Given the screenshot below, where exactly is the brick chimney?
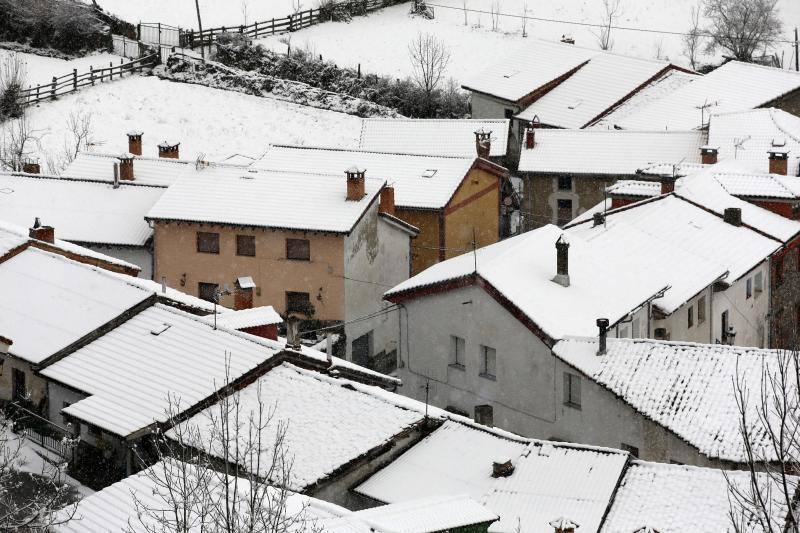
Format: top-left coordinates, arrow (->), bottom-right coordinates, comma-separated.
724,207 -> 742,226
553,235 -> 570,287
491,458 -> 514,478
661,174 -> 677,194
525,116 -> 540,149
22,158 -> 40,174
380,185 -> 395,216
700,146 -> 719,165
597,318 -> 609,355
29,217 -> 55,243
474,129 -> 492,159
158,140 -> 180,159
118,153 -> 135,181
127,130 -> 143,156
549,517 -> 579,533
346,167 -> 366,201
0,335 -> 12,354
768,149 -> 789,176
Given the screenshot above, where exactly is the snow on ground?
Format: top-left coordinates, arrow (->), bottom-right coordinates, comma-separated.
22,75 -> 362,170
0,49 -> 125,89
256,0 -> 800,82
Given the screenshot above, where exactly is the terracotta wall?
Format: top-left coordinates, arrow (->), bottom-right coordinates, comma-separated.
443,166 -> 501,261
152,222 -> 346,320
398,208 -> 441,275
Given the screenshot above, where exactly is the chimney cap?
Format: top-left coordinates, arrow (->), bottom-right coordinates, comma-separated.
723,207 -> 742,226
118,152 -> 136,161
158,140 -> 180,149
596,317 -> 610,329
345,165 -> 365,174
556,234 -> 570,246
491,458 -> 514,478
768,149 -> 789,159
700,145 -> 719,154
126,130 -> 144,137
549,518 -> 580,530
32,216 -> 41,229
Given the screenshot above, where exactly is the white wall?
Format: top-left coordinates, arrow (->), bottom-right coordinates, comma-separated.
82,243 -> 153,280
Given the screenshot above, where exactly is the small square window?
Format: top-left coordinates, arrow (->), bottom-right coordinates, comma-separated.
475,404 -> 494,427
563,372 -> 581,409
698,296 -> 706,323
557,176 -> 572,191
286,238 -> 311,261
687,306 -> 694,328
450,335 -> 465,368
198,282 -> 218,302
746,277 -> 753,299
286,291 -> 311,314
480,345 -> 496,379
236,235 -> 256,257
196,232 -> 220,254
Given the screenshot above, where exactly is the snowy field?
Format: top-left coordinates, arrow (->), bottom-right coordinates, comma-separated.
0,49 -> 125,89
22,75 -> 362,171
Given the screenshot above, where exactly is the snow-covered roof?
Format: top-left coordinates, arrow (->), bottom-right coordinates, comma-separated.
602,460 -> 795,533
354,495 -> 498,533
612,61 -> 800,131
386,224 -> 668,340
146,165 -> 384,234
553,337 -> 799,462
170,363 -> 426,490
254,145 -> 488,210
708,108 -> 800,176
518,130 -> 706,174
0,172 -> 164,246
0,248 -> 151,365
357,420 -> 628,533
567,194 -> 780,312
516,55 -> 681,129
212,305 -> 283,330
62,151 -> 199,187
358,118 -> 509,157
606,180 -> 660,198
461,39 -> 596,102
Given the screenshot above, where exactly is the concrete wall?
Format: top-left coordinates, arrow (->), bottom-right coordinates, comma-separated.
82,243 -> 153,280
152,221 -> 346,321
0,355 -> 46,408
713,265 -> 769,347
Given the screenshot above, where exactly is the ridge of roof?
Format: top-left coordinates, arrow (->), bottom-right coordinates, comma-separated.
267,144 -> 474,161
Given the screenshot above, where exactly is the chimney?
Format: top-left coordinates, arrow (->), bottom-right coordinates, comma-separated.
724,207 -> 742,226
118,153 -> 135,181
768,150 -> 789,176
346,167 -> 366,202
560,35 -> 575,44
592,212 -> 605,227
21,158 -> 40,174
29,217 -> 55,243
597,318 -> 609,355
127,130 -> 143,156
285,315 -> 302,350
525,116 -> 540,149
474,129 -> 492,159
380,185 -> 395,216
700,146 -> 718,165
113,162 -> 120,189
552,235 -> 570,287
491,458 -> 514,478
549,518 -> 579,533
161,276 -> 167,294
660,174 -> 676,194
0,335 -> 12,354
158,140 -> 180,159
325,332 -> 333,364
633,528 -> 661,533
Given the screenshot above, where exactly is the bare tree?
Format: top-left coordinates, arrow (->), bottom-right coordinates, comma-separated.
703,0 -> 784,62
0,114 -> 42,172
461,0 -> 468,26
490,1 -> 501,31
408,32 -> 451,116
521,1 -> 529,38
683,3 -> 704,69
593,0 -> 624,50
61,110 -> 94,167
240,0 -> 250,26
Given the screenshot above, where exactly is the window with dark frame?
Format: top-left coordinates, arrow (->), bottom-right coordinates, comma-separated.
196,231 -> 220,254
236,235 -> 256,257
198,282 -> 218,302
286,238 -> 311,261
286,291 -> 311,313
687,306 -> 694,328
557,176 -> 572,191
746,277 -> 753,299
563,372 -> 581,409
450,335 -> 465,368
480,345 -> 496,379
698,296 -> 706,323
621,443 -> 640,457
556,199 -> 573,226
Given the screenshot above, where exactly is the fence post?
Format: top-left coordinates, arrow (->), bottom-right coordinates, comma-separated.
271,18 -> 275,34
239,25 -> 244,33
73,69 -> 77,90
137,23 -> 141,41
51,76 -> 56,99
90,66 -> 94,86
158,22 -> 162,47
254,21 -> 258,38
109,61 -> 113,80
358,63 -> 361,78
36,85 -> 39,103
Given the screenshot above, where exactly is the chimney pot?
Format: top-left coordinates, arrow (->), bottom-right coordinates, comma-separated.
525,117 -> 539,149
597,318 -> 609,355
29,218 -> 55,244
474,129 -> 492,159
285,315 -> 302,350
723,207 -> 742,226
380,185 -> 395,216
0,335 -> 12,355
22,158 -> 40,174
118,153 -> 135,181
127,130 -> 143,156
553,235 -> 570,287
660,175 -> 676,195
549,517 -> 579,533
158,140 -> 180,159
491,458 -> 514,478
346,167 -> 366,202
592,212 -> 605,227
700,146 -> 719,165
768,150 -> 789,176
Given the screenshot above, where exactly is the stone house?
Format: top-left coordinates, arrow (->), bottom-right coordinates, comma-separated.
253,144 -> 509,275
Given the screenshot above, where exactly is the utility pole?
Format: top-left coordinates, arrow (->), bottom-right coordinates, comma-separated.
795,28 -> 799,72
194,0 -> 205,59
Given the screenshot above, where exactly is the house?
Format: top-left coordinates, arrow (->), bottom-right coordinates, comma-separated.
601,61 -> 800,131
212,305 -> 283,340
516,128 -> 706,229
253,145 -> 509,273
145,164 -> 417,365
0,171 -> 165,278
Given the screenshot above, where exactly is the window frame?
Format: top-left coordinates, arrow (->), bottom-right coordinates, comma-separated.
755,272 -> 764,296
198,282 -> 219,303
286,291 -> 311,313
687,306 -> 694,329
557,175 -> 572,191
563,372 -> 581,409
196,231 -> 220,254
479,345 -> 496,380
698,295 -> 706,324
449,335 -> 465,369
746,277 -> 753,299
286,238 -> 311,261
236,234 -> 256,257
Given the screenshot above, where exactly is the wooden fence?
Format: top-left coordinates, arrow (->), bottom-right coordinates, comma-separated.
16,54 -> 158,107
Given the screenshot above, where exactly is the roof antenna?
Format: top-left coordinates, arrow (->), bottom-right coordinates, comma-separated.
733,136 -> 750,159
695,98 -> 717,129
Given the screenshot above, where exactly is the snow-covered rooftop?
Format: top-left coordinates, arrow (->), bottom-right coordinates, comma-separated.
386,224 -> 668,340
354,495 -> 498,533
0,172 -> 164,246
147,165 -> 383,234
358,118 -> 509,157
357,420 -> 628,533
606,180 -> 660,198
254,145 -> 487,210
212,305 -> 283,330
602,460 -> 795,533
518,130 -> 706,174
516,55 -> 681,129
612,61 -> 800,131
62,151 -> 199,187
553,337 -> 799,462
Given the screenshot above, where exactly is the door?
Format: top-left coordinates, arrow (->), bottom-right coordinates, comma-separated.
721,310 -> 730,344
12,368 -> 25,402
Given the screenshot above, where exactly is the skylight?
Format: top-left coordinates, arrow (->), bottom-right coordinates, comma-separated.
421,169 -> 438,178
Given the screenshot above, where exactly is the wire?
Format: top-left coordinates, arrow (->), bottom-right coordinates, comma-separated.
300,304 -> 401,335
424,2 -> 800,45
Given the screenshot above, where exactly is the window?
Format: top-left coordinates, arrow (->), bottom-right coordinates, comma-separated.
556,199 -> 573,227
450,335 -> 465,368
654,328 -> 669,340
746,277 -> 753,299
236,235 -> 256,257
621,443 -> 640,457
687,306 -> 694,328
480,345 -> 496,379
504,108 -> 514,120
286,238 -> 311,261
755,272 -> 764,296
198,282 -> 218,302
698,296 -> 706,324
557,176 -> 572,191
11,368 -> 25,402
474,404 -> 494,427
286,291 -> 311,313
196,231 -> 220,254
563,372 -> 581,409
619,326 -> 629,338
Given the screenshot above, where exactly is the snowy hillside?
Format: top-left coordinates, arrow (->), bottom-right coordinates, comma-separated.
0,49 -> 125,88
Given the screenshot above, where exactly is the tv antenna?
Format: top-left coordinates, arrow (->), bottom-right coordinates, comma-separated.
733,136 -> 750,159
